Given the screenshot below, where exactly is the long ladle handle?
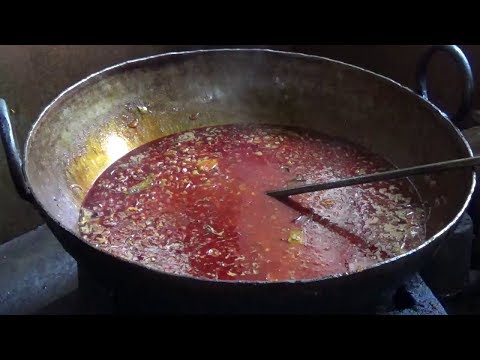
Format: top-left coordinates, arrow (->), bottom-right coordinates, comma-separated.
266,156 -> 480,198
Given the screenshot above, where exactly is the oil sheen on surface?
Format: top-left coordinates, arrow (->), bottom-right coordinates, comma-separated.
78,124 -> 426,281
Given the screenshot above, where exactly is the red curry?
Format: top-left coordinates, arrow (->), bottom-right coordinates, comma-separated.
78,124 -> 426,281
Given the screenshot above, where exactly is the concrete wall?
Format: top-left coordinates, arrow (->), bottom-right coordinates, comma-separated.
1,45 -> 479,243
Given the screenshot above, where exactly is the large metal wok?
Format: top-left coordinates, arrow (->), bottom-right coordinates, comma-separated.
0,46 -> 476,313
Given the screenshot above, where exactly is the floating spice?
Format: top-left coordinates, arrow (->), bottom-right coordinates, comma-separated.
125,173 -> 155,195
204,224 -> 224,236
287,228 -> 304,244
197,158 -> 218,172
